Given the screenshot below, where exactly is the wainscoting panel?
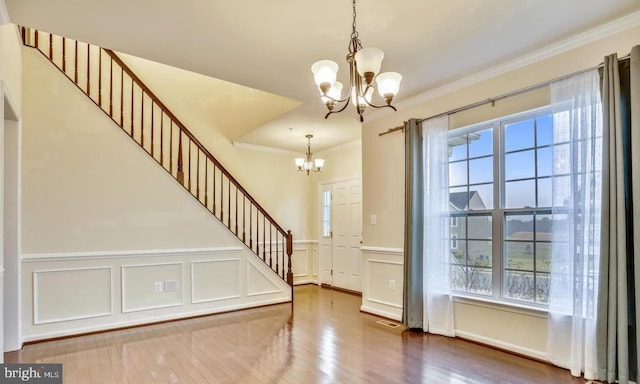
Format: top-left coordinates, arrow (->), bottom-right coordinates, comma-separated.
121,263 -> 183,313
360,247 -> 404,321
247,259 -> 283,297
191,259 -> 241,304
359,246 -> 549,360
292,248 -> 309,277
367,259 -> 403,308
21,248 -> 292,342
292,241 -> 318,285
33,267 -> 112,324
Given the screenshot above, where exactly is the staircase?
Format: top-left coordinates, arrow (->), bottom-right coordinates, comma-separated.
21,27 -> 294,288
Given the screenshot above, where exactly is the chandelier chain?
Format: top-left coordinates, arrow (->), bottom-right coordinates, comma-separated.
351,0 -> 358,38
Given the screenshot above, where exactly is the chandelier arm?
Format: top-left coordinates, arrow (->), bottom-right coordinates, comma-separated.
323,100 -> 351,119
367,103 -> 398,111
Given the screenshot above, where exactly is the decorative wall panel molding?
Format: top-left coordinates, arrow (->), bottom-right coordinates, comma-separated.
191,258 -> 241,304
34,267 -> 112,324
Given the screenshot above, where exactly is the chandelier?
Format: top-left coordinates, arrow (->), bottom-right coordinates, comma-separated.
311,0 -> 402,122
295,135 -> 324,175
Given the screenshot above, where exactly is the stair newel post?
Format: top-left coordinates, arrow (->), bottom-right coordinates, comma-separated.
286,230 -> 293,285
177,129 -> 184,184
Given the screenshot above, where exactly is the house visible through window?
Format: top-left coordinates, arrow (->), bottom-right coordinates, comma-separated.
450,234 -> 458,250
448,108 -> 553,305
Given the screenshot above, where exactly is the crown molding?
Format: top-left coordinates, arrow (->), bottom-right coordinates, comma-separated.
368,10 -> 640,121
0,0 -> 10,25
232,141 -> 301,156
317,139 -> 362,155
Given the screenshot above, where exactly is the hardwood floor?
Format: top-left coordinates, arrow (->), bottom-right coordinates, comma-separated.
5,285 -> 585,383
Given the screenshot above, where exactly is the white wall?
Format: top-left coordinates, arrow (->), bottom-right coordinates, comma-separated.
361,19 -> 640,360
20,46 -> 291,341
0,23 -> 21,112
118,54 -> 313,241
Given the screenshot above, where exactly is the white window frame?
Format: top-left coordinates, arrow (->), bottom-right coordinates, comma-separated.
448,106 -> 552,307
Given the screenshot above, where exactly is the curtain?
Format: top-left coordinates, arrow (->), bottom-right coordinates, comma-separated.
547,69 -> 603,378
403,118 -> 424,329
421,115 -> 455,336
596,45 -> 639,384
403,115 -> 454,336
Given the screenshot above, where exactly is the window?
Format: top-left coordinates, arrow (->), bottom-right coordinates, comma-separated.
448,108 -> 553,305
321,190 -> 331,237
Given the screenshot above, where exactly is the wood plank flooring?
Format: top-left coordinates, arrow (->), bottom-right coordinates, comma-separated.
5,285 -> 585,383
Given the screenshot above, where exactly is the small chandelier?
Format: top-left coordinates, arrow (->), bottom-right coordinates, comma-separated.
295,134 -> 324,175
311,0 -> 402,122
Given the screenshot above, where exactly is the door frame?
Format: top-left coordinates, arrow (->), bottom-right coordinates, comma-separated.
2,81 -> 22,355
318,176 -> 362,289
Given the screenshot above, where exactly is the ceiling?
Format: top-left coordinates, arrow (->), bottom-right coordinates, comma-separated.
6,0 -> 640,152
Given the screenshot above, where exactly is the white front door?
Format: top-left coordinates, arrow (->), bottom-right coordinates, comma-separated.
323,178 -> 362,292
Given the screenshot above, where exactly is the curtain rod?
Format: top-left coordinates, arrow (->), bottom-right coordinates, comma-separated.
416,54 -> 630,124
378,53 -> 630,137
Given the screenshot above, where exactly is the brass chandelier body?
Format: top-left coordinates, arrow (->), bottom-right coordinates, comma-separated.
311,0 -> 402,122
295,134 -> 324,175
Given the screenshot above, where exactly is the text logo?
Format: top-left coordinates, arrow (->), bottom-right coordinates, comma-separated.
1,364 -> 62,383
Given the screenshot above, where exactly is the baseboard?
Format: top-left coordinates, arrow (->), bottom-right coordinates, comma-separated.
360,305 -> 402,322
321,284 -> 362,296
454,330 -> 548,362
22,297 -> 291,343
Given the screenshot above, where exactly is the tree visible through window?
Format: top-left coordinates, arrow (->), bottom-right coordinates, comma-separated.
448,109 -> 554,304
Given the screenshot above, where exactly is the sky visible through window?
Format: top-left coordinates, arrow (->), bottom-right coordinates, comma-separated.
447,112 -> 555,303
449,115 -> 553,210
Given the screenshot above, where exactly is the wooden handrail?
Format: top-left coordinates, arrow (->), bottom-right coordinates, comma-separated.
104,49 -> 287,235
21,26 -> 294,286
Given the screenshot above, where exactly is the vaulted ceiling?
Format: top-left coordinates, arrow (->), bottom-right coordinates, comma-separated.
6,0 -> 640,152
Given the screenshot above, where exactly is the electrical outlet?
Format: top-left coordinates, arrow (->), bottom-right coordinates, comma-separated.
389,279 -> 395,289
154,281 -> 164,293
164,280 -> 179,292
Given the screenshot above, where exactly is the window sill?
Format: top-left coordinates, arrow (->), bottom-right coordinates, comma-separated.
451,293 -> 548,319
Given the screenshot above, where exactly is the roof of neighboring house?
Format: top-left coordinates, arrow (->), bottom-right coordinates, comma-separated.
450,191 -> 481,211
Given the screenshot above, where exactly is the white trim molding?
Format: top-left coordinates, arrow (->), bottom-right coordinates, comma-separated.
455,330 -> 548,362
21,246 -> 244,262
360,305 -> 402,322
360,246 -> 404,255
232,141 -> 301,156
22,297 -> 292,343
33,266 -> 113,325
190,258 -> 241,304
121,262 -> 184,313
